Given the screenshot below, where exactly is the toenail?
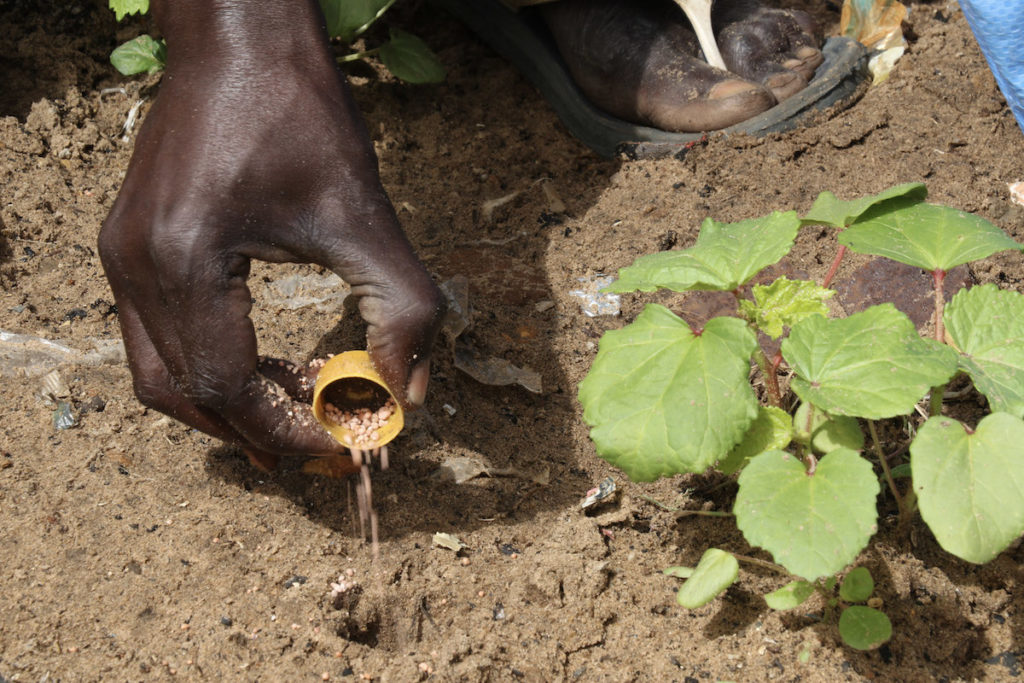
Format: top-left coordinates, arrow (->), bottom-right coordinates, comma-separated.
708,79 -> 761,101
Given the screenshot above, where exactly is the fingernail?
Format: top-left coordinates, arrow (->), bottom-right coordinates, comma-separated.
406,362 -> 430,407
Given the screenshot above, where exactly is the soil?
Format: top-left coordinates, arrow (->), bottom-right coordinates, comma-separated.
2,1 -> 1024,681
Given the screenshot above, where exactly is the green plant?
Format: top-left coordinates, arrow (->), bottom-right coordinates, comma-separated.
106,0 -> 444,83
580,182 -> 1024,649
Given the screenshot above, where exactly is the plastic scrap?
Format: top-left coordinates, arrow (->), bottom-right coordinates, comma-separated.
39,369 -> 70,405
454,344 -> 542,394
1010,182 -> 1024,208
437,455 -> 550,485
581,477 -> 618,509
840,0 -> 907,84
438,276 -> 543,394
0,330 -> 125,378
432,532 -> 468,552
52,402 -> 77,430
263,272 -> 349,311
569,274 -> 621,317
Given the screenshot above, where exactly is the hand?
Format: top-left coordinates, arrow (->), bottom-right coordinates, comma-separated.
98,0 -> 445,459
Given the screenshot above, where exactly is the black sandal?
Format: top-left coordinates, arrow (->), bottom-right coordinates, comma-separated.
433,0 -> 870,159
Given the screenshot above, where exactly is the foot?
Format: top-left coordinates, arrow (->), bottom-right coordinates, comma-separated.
539,0 -> 823,133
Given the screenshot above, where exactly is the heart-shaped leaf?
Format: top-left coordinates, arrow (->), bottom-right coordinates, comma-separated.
607,212 -> 800,293
735,449 -> 880,581
911,413 -> 1024,563
783,304 -> 958,418
839,566 -> 874,603
579,306 -> 758,481
675,549 -> 739,609
718,405 -> 792,475
793,402 -> 865,454
802,183 -> 927,228
838,198 -> 1020,271
764,580 -> 815,610
839,606 -> 892,650
945,284 -> 1024,418
380,28 -> 446,84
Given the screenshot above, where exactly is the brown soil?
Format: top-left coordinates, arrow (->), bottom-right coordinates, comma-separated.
2,1 -> 1024,681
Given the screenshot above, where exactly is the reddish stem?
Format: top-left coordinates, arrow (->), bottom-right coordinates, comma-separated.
822,245 -> 848,289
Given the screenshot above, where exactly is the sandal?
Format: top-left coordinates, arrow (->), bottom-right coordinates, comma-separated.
433,0 -> 871,159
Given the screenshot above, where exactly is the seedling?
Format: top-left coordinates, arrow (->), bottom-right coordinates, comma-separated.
581,183 -> 1024,649
106,0 -> 444,83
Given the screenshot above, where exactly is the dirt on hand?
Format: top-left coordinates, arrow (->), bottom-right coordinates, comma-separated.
2,1 -> 1023,681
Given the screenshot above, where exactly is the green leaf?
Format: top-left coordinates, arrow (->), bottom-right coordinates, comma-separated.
607,212 -> 800,294
379,29 -> 446,84
109,0 -> 149,21
839,198 -> 1021,271
839,606 -> 892,650
764,580 -> 815,610
738,278 -> 834,339
319,0 -> 391,41
110,35 -> 166,76
801,183 -> 927,228
718,405 -> 792,475
663,566 -> 694,579
911,413 -> 1024,564
793,402 -> 864,454
945,284 -> 1024,418
675,549 -> 739,609
784,304 -> 958,419
734,449 -> 880,581
579,306 -> 758,481
839,567 -> 874,603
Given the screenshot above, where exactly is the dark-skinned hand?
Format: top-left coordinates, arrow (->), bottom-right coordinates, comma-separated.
98,0 -> 445,466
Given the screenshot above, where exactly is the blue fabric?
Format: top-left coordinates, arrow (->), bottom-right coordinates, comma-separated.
959,0 -> 1024,135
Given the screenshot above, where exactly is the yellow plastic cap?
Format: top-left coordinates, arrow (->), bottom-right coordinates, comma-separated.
312,351 -> 404,449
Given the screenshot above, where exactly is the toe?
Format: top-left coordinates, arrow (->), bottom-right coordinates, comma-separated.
646,75 -> 776,132
717,7 -> 823,102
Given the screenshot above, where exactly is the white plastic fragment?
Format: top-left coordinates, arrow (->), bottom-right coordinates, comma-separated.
0,330 -> 126,378
581,477 -> 618,509
569,275 -> 621,317
442,403 -> 457,417
432,532 -> 467,552
1010,181 -> 1024,207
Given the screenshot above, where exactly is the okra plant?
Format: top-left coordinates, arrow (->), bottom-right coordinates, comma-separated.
107,0 -> 444,83
579,182 -> 1024,650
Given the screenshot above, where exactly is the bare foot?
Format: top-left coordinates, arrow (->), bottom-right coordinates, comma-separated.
540,0 -> 823,133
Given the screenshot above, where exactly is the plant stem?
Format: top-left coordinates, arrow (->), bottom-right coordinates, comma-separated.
927,268 -> 949,417
928,384 -> 946,417
352,0 -> 399,39
678,509 -> 734,518
732,553 -> 789,575
755,348 -> 782,407
803,403 -> 818,474
932,268 -> 946,343
338,47 -> 381,63
822,245 -> 847,289
868,419 -> 907,524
